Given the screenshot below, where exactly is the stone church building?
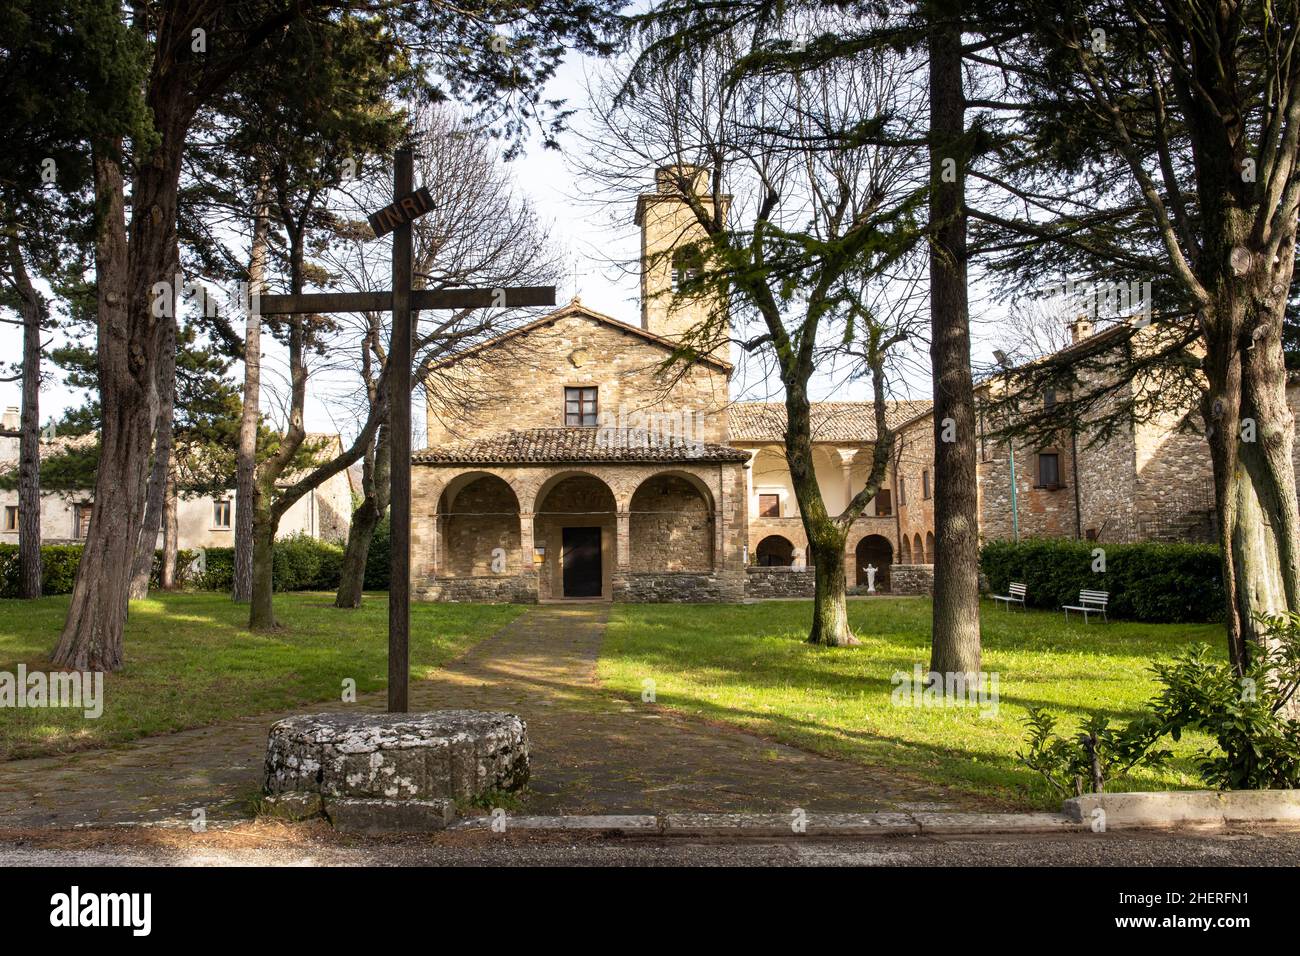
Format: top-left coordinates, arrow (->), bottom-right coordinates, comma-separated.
411,167 -> 939,603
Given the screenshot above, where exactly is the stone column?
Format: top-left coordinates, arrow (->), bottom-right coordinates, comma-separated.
616,509 -> 631,570
519,511 -> 534,572
838,447 -> 858,515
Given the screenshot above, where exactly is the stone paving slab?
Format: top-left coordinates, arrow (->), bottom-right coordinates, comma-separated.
0,605 -> 980,828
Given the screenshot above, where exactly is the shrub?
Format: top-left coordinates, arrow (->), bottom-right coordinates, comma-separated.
980,538 -> 1224,623
0,543 -> 83,597
1019,614 -> 1300,793
1148,614 -> 1300,790
363,514 -> 391,591
1018,708 -> 1172,796
1,538 -> 345,596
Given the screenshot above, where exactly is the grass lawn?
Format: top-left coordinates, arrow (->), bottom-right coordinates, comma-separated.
0,591 -> 523,761
601,598 -> 1225,808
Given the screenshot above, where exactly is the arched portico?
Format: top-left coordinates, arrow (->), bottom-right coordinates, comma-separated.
534,472 -> 617,600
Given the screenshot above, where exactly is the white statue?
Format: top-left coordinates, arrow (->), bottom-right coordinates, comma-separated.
865,563 -> 878,594
792,546 -> 806,569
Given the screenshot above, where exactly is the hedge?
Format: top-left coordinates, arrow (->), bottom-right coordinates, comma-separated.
0,544 -> 200,597
980,538 -> 1225,623
194,534 -> 345,592
1,534 -> 360,597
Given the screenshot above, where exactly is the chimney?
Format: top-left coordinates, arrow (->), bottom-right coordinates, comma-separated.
1,406 -> 18,431
1068,314 -> 1094,344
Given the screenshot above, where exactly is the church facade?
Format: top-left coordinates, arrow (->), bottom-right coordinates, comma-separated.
412,167 -> 938,603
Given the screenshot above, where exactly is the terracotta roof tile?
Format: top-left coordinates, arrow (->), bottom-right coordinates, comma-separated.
728,401 -> 932,443
413,428 -> 750,465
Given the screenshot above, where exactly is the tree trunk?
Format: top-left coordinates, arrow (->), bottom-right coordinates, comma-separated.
249,503 -> 278,629
233,179 -> 269,603
807,533 -> 856,646
8,234 -> 43,599
927,0 -> 981,676
161,470 -> 178,589
783,379 -> 859,646
53,144 -> 150,671
336,425 -> 389,608
1202,269 -> 1300,672
55,72 -> 190,669
128,295 -> 177,600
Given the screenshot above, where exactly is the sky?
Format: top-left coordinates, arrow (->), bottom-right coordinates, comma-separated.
0,44 -> 1015,445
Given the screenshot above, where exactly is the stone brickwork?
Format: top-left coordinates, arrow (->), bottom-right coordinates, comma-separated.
614,570 -> 743,602
744,566 -> 817,598
890,564 -> 935,596
414,573 -> 536,604
976,323 -> 1227,545
411,459 -> 749,604
426,304 -> 732,447
630,474 -> 713,572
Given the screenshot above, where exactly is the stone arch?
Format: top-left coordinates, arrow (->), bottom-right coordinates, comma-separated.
855,534 -> 893,590
629,472 -> 714,572
529,470 -> 617,515
899,535 -> 912,563
534,472 -> 617,600
913,533 -> 924,562
755,534 -> 795,567
925,531 -> 935,563
437,473 -> 522,577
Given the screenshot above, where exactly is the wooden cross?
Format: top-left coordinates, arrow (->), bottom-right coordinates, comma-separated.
256,148 -> 555,713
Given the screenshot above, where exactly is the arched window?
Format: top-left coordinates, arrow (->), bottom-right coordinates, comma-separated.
925,531 -> 935,563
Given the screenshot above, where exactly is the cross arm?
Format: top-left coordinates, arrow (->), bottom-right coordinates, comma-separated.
256,286 -> 556,315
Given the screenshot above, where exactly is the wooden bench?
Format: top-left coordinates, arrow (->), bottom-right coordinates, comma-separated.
992,582 -> 1027,611
1063,589 -> 1109,623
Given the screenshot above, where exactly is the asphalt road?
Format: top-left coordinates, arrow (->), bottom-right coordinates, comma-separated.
4,826 -> 1300,867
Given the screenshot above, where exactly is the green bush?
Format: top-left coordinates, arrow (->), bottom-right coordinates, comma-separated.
0,543 -> 201,596
1019,613 -> 1300,792
363,514 -> 390,591
980,538 -> 1224,623
194,536 -> 344,593
0,543 -> 82,597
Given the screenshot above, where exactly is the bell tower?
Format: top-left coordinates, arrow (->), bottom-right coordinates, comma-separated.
634,164 -> 729,346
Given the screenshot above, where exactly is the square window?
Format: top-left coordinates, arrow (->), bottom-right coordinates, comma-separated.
758,493 -> 780,518
1037,452 -> 1061,488
874,488 -> 892,517
74,503 -> 92,539
213,499 -> 232,529
3,505 -> 16,531
564,387 -> 598,427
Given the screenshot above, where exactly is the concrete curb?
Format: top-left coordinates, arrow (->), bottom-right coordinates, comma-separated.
449,810 -> 1081,836
1064,790 -> 1300,829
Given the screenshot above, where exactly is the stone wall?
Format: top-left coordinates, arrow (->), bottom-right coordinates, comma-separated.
890,563 -> 935,596
614,570 -> 744,602
744,566 -> 817,598
411,459 -> 749,603
415,573 -> 536,603
425,307 -> 732,446
629,474 -> 713,572
442,476 -> 522,576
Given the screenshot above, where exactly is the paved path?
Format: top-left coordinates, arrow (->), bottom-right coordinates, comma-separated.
0,606 -> 973,828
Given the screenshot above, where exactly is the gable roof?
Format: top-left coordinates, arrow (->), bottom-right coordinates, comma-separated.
413,427 -> 750,465
729,400 -> 933,443
425,299 -> 733,373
